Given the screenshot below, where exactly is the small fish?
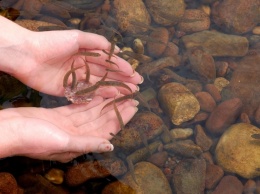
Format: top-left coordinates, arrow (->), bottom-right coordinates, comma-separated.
101,93 -> 134,111
63,62 -> 84,88
73,51 -> 101,57
98,81 -> 132,93
251,134 -> 260,139
118,50 -> 152,63
105,59 -> 119,68
113,100 -> 125,131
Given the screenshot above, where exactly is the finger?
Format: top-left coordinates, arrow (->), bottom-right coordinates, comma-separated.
88,62 -> 143,85
78,102 -> 138,138
70,98 -> 137,126
77,31 -> 120,52
54,96 -> 104,116
67,136 -> 113,154
97,105 -> 138,139
77,49 -> 134,76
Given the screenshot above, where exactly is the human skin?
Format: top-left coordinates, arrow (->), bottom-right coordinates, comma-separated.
0,16 -> 142,162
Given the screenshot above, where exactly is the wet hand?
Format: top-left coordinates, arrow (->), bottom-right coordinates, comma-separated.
0,96 -> 138,162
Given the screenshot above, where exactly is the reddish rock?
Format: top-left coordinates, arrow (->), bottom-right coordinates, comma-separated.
162,42 -> 179,57
205,164 -> 224,190
0,172 -> 18,194
240,112 -> 251,124
215,61 -> 229,77
195,92 -> 216,112
205,84 -> 222,102
243,179 -> 256,194
147,27 -> 169,58
206,98 -> 243,134
222,52 -> 260,117
145,0 -> 185,26
188,47 -> 216,83
201,152 -> 214,164
212,0 -> 259,34
195,124 -> 213,151
212,175 -> 243,194
65,158 -> 127,186
147,151 -> 168,168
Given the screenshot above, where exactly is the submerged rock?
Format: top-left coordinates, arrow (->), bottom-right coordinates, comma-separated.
145,0 -> 185,26
177,9 -> 210,33
172,159 -> 206,194
158,82 -> 200,125
215,123 -> 260,179
212,0 -> 259,34
181,30 -> 249,57
113,0 -> 151,33
121,162 -> 172,194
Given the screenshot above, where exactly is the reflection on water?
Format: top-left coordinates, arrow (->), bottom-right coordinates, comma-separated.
0,0 -> 260,193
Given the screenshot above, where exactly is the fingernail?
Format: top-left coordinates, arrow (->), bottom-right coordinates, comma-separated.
115,45 -> 120,52
134,107 -> 138,113
136,85 -> 140,91
99,143 -> 114,152
139,76 -> 144,84
130,71 -> 136,77
134,100 -> 139,106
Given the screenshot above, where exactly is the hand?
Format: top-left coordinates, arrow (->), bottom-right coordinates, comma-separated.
0,16 -> 143,97
0,96 -> 138,163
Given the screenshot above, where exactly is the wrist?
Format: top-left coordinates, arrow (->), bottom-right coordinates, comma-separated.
0,116 -> 20,159
0,16 -> 33,75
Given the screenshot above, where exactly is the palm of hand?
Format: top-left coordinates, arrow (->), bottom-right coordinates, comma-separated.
14,30 -> 141,97
1,97 -> 137,162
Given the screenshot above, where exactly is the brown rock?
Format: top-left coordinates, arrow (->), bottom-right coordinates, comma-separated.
222,52 -> 260,117
188,47 -> 216,83
158,82 -> 200,125
147,151 -> 168,168
195,124 -> 213,151
41,2 -> 71,19
22,0 -> 43,19
102,181 -> 136,194
215,123 -> 260,179
113,0 -> 151,33
0,172 -> 18,194
172,159 -> 206,194
243,179 -> 257,194
212,175 -> 243,194
205,98 -> 242,134
147,27 -> 169,58
201,151 -> 214,164
145,0 -> 186,26
205,84 -> 222,102
162,42 -> 179,57
15,19 -> 59,31
137,56 -> 181,76
181,30 -> 249,57
65,158 -> 127,186
205,164 -> 224,190
111,112 -> 164,152
254,105 -> 260,125
122,162 -> 172,194
215,61 -> 229,77
195,92 -> 216,112
212,0 -> 259,34
164,140 -> 203,158
177,9 -> 210,33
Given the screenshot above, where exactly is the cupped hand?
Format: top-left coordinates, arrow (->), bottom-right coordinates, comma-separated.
0,16 -> 143,97
0,96 -> 138,163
